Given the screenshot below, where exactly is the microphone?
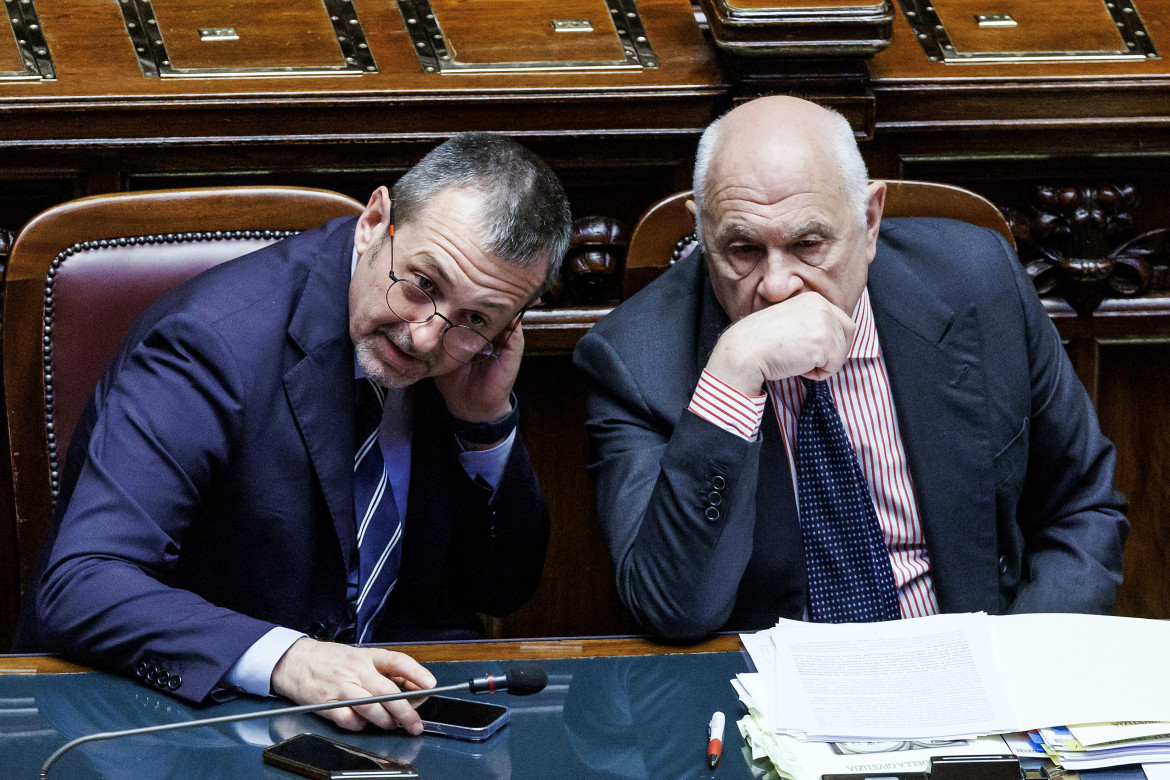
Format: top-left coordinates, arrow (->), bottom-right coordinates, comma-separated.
38,662 -> 547,779
469,662 -> 546,695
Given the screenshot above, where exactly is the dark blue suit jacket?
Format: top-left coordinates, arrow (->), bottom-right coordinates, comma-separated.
573,218 -> 1127,639
17,217 -> 549,702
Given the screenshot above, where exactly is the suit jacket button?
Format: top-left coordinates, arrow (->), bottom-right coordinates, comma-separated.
705,506 -> 720,521
167,676 -> 182,691
711,475 -> 726,491
134,661 -> 149,678
145,669 -> 157,684
998,555 -> 1008,575
708,491 -> 722,506
155,672 -> 169,687
309,621 -> 328,640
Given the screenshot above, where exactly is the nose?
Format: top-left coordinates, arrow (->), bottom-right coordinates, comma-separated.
408,317 -> 446,353
757,251 -> 803,303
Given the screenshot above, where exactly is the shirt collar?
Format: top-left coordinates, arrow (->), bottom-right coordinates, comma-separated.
848,287 -> 879,360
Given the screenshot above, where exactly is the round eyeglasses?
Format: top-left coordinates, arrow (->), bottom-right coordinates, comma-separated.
384,221 -> 521,364
385,276 -> 496,364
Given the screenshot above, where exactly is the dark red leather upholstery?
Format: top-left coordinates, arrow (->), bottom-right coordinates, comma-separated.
1,187 -> 363,648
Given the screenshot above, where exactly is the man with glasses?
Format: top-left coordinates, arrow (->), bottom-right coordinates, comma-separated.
17,133 -> 571,734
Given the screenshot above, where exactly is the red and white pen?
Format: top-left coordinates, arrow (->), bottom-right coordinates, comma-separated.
707,710 -> 725,769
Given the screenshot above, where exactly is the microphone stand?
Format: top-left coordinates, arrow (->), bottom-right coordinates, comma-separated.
38,680 -> 468,779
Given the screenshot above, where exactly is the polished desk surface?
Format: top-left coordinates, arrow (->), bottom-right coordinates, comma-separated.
1,635 -> 753,780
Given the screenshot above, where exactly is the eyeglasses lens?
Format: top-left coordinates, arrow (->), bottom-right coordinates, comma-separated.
386,280 -> 493,364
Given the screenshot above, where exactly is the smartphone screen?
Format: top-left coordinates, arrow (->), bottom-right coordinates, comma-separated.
415,695 -> 509,740
263,733 -> 418,778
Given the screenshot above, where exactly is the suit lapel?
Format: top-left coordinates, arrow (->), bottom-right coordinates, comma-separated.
867,238 -> 1001,613
284,225 -> 360,575
694,254 -> 729,376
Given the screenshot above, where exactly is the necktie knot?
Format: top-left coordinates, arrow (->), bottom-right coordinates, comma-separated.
801,377 -> 829,406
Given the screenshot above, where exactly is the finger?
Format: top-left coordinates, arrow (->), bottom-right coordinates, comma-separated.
346,664 -> 417,733
372,650 -> 438,691
370,651 -> 436,733
384,698 -> 425,734
317,700 -> 368,732
498,320 -> 525,362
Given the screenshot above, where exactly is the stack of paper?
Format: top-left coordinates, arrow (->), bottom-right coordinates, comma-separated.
734,613 -> 1170,777
1005,723 -> 1170,769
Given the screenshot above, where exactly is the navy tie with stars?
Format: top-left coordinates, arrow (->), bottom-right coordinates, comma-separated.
353,377 -> 403,644
795,378 -> 901,623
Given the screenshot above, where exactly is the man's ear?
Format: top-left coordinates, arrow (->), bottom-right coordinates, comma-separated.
863,180 -> 886,265
686,198 -> 698,230
354,186 -> 392,255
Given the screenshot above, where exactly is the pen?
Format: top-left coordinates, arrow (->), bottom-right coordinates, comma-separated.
707,710 -> 725,769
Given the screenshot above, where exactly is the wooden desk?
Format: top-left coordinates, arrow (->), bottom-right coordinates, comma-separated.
0,635 -> 752,780
0,634 -> 744,674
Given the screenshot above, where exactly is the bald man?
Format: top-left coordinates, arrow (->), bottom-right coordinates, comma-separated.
573,96 -> 1127,639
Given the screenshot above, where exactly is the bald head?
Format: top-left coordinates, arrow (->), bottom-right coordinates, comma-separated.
693,97 -> 869,246
687,96 -> 885,323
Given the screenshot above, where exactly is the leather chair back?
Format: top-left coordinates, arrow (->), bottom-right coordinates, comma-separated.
622,180 -> 1016,298
1,187 -> 364,637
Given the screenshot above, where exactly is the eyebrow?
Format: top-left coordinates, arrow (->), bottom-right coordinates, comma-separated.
714,223 -> 757,246
787,219 -> 835,240
414,255 -> 510,315
715,218 -> 835,245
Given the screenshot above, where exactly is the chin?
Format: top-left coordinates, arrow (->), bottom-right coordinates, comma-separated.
354,337 -> 425,388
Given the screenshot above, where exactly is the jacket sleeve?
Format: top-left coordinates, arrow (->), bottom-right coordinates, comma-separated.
574,332 -> 763,639
996,233 -> 1129,614
35,313 -> 276,703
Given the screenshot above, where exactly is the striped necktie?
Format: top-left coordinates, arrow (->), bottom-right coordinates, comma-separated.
353,377 -> 403,644
795,378 -> 901,623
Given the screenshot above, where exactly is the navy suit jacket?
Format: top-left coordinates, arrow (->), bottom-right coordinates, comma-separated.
16,217 -> 549,702
573,217 -> 1128,639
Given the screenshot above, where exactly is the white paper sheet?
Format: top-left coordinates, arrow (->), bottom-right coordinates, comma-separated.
739,612 -> 1170,741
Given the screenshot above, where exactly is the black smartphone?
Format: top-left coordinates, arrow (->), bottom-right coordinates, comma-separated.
416,695 -> 510,741
263,733 -> 418,779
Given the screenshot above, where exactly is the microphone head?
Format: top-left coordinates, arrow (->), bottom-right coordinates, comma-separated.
503,662 -> 547,696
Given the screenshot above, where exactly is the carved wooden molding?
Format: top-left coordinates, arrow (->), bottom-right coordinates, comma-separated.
0,228 -> 13,274
545,216 -> 628,307
1003,184 -> 1168,316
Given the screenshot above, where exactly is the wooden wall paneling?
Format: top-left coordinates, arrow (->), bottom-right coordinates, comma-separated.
499,354 -> 635,639
1097,342 -> 1170,618
1064,336 -> 1102,405
0,0 -> 724,139
0,261 -> 15,649
0,169 -> 85,240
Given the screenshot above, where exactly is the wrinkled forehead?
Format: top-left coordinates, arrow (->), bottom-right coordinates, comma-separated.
704,142 -> 847,219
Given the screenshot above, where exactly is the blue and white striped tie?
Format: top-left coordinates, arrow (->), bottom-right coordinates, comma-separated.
353,377 -> 403,644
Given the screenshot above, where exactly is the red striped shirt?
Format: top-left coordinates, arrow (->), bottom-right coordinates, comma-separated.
687,289 -> 938,619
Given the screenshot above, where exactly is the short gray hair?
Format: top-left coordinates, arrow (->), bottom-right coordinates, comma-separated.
391,132 -> 571,296
691,105 -> 870,245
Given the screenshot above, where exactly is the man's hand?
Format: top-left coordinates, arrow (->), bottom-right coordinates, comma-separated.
433,319 -> 524,426
270,638 -> 437,732
706,292 -> 856,396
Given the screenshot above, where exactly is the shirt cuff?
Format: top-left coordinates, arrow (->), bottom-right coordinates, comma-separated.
457,426 -> 517,490
224,626 -> 306,697
688,368 -> 767,441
